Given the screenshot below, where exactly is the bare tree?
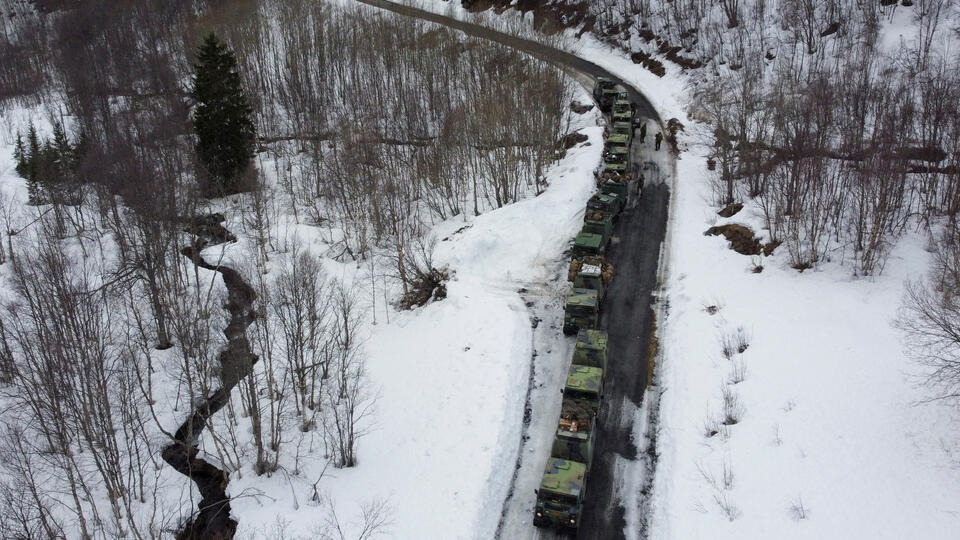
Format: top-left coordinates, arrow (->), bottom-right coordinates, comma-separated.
323,283 -> 375,468
897,226 -> 960,402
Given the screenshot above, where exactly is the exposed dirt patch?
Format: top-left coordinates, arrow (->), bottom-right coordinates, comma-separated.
704,223 -> 762,256
630,50 -> 666,78
762,240 -> 782,256
717,202 -> 743,218
555,131 -> 589,159
570,100 -> 594,114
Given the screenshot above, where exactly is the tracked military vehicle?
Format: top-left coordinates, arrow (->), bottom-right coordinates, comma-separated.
552,397 -> 596,465
568,255 -> 613,284
563,288 -> 599,335
571,262 -> 606,304
611,97 -> 635,125
573,328 -> 608,370
565,363 -> 604,414
605,129 -> 631,153
586,191 -> 624,218
534,458 -> 587,531
610,121 -> 633,146
592,77 -> 619,112
582,215 -> 613,250
582,191 -> 617,240
571,230 -> 606,258
604,143 -> 630,166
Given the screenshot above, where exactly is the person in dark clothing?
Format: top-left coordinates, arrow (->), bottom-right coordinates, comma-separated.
639,123 -> 647,143
654,132 -> 662,150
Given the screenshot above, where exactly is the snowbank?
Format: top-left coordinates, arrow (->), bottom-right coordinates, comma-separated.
226,107 -> 605,538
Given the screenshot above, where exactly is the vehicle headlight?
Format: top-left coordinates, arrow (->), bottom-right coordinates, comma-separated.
536,512 -> 542,517
570,519 -> 576,524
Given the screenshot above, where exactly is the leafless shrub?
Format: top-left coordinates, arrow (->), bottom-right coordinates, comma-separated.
719,329 -> 738,360
734,326 -> 751,353
713,492 -> 742,521
896,226 -> 960,402
721,385 -> 745,425
323,282 -> 376,468
394,237 -> 450,311
789,494 -> 810,521
316,496 -> 392,540
721,457 -> 735,490
728,359 -> 748,384
695,461 -> 717,489
703,414 -> 720,438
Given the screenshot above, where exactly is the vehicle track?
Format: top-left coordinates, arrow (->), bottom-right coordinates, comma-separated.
353,2 -> 673,538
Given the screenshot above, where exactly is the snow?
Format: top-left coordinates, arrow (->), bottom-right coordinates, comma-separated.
651,136 -> 960,538
223,101 -> 605,538
3,1 -> 959,538
383,2 -> 960,537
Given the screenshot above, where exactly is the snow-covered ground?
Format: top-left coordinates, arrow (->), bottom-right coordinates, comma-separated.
651,129 -> 960,540
376,2 -> 960,538
220,99 -> 605,538
3,1 -> 959,538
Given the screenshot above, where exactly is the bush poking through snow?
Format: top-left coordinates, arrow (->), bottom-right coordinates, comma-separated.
703,414 -> 720,438
719,329 -> 738,360
394,237 -> 450,310
734,326 -> 751,353
728,359 -> 747,384
721,386 -> 745,425
713,493 -> 741,521
721,457 -> 734,490
790,495 -> 810,521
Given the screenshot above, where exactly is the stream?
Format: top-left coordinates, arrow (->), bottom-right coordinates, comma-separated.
161,217 -> 257,540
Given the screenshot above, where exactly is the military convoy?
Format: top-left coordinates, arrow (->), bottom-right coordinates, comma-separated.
534,78 -> 645,533
591,77 -> 619,112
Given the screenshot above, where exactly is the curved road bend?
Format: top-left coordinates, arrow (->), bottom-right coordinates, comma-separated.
353,2 -> 671,539
354,0 -> 661,125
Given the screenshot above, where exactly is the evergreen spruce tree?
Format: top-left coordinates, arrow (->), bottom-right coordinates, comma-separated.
26,122 -> 40,183
25,123 -> 42,204
191,33 -> 256,195
13,132 -> 26,178
51,121 -> 74,182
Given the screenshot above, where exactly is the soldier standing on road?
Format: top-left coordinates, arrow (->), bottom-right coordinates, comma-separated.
639,123 -> 646,143
654,131 -> 662,150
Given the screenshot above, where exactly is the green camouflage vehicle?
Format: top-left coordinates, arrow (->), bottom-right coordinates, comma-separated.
606,130 -> 631,150
587,191 -> 624,217
610,121 -> 633,145
604,144 -> 630,166
565,364 -> 604,410
582,217 -> 613,254
552,396 -> 596,465
599,177 -> 630,200
572,230 -> 606,258
534,458 -> 587,531
572,262 -> 605,303
600,160 -> 631,186
592,77 -> 619,112
573,328 -> 608,370
611,98 -> 635,124
563,288 -> 599,335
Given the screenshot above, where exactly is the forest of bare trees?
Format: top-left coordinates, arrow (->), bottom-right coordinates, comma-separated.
0,0 -> 575,536
529,0 -> 960,276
